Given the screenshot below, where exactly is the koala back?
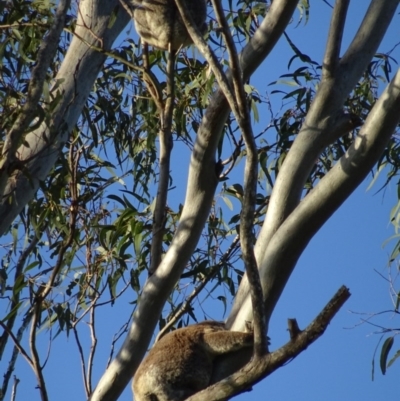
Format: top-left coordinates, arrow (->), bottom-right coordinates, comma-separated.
132,322 -> 253,401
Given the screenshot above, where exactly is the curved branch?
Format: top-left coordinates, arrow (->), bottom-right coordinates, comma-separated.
209,0 -> 267,354
90,2 -> 299,400
229,0 -> 399,330
0,0 -> 130,236
229,67 -> 400,330
0,0 -> 71,196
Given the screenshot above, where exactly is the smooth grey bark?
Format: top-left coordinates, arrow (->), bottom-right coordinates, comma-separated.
228,0 -> 400,331
0,0 -> 71,200
215,64 -> 400,382
90,1 -> 299,400
0,0 -> 130,235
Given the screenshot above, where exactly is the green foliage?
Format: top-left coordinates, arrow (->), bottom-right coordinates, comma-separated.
0,0 -> 400,398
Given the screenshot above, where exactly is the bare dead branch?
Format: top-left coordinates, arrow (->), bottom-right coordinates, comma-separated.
187,286 -> 350,401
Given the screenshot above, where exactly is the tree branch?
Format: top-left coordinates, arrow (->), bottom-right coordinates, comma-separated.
322,0 -> 349,79
0,0 -> 130,236
91,2 -> 299,400
0,0 -> 71,196
229,0 -> 399,332
149,50 -> 175,275
229,67 -> 400,331
206,0 -> 267,355
187,285 -> 350,401
0,319 -> 33,370
338,0 -> 399,84
29,303 -> 49,401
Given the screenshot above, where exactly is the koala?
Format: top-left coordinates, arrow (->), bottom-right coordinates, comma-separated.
128,0 -> 207,50
132,321 -> 254,401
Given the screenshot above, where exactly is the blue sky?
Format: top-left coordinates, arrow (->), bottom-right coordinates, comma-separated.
2,1 -> 400,401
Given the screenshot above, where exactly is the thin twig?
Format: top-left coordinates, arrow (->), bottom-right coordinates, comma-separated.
10,376 -> 20,401
106,320 -> 132,367
87,305 -> 97,395
0,230 -> 43,359
66,28 -> 163,105
0,319 -> 33,369
173,0 -> 241,121
29,300 -> 48,401
1,312 -> 32,401
28,140 -> 79,401
73,326 -> 90,399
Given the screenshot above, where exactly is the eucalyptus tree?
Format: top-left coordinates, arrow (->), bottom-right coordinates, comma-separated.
1,1 -> 400,401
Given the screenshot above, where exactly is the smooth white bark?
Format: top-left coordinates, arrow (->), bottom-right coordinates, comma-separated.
90,1 -> 299,400
0,0 -> 130,235
228,0 -> 400,331
229,67 -> 400,330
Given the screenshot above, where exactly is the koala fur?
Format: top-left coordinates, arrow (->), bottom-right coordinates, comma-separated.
130,0 -> 207,50
132,321 -> 254,401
